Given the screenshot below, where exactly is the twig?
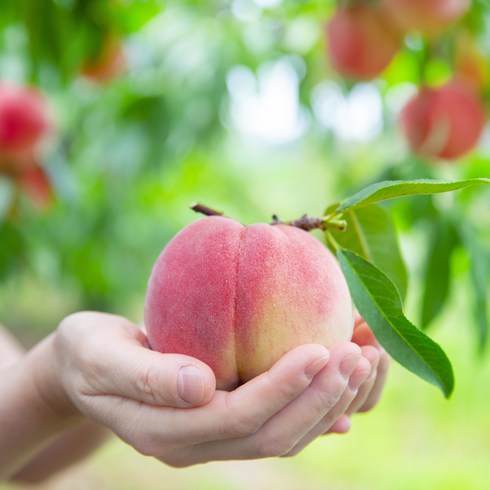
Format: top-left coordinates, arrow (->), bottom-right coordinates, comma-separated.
190,202 -> 225,217
271,213 -> 347,232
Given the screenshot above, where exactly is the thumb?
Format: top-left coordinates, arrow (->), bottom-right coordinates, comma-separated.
97,346 -> 217,408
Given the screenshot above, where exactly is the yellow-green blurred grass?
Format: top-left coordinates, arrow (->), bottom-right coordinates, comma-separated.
3,285 -> 490,490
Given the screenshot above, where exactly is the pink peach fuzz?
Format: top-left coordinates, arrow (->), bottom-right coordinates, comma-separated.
326,4 -> 401,80
0,83 -> 50,153
145,216 -> 354,390
400,80 -> 485,160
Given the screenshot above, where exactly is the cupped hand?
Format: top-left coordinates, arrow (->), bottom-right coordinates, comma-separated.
47,312 -> 377,467
320,313 -> 391,437
345,313 -> 390,415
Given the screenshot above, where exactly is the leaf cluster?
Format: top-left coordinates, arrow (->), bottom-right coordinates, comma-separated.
322,178 -> 490,397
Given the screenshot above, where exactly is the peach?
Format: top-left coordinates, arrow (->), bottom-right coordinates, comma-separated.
326,4 -> 401,80
400,80 -> 486,160
145,216 -> 354,390
386,0 -> 469,35
0,83 -> 49,154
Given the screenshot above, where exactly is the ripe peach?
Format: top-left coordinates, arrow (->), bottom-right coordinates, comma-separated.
145,216 -> 354,390
0,83 -> 50,154
326,4 -> 401,80
386,0 -> 470,35
400,80 -> 486,160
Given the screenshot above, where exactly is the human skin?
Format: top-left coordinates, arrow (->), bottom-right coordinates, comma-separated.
0,312 -> 388,480
0,324 -> 109,484
146,216 -> 355,390
0,325 -> 24,369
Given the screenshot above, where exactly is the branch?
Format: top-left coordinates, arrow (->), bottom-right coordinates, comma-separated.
271,214 -> 347,232
190,202 -> 225,217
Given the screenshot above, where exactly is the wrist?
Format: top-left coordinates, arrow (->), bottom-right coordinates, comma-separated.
0,334 -> 84,479
26,333 -> 84,423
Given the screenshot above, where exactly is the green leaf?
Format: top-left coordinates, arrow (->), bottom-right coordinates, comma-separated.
338,249 -> 454,398
118,1 -> 162,33
0,179 -> 15,221
327,205 -> 408,301
461,229 -> 489,353
0,221 -> 24,281
337,178 -> 490,212
420,219 -> 459,329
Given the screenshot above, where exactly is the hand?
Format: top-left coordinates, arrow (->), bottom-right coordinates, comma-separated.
0,325 -> 25,370
43,312 -> 374,467
345,313 -> 391,415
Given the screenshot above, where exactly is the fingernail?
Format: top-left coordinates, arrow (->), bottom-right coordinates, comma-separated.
178,366 -> 204,405
305,354 -> 330,379
339,351 -> 361,378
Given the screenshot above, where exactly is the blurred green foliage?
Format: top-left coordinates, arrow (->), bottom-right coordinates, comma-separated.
0,0 -> 489,349
1,0 -> 490,489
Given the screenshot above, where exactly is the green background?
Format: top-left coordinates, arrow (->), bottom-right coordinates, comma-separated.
1,1 -> 489,488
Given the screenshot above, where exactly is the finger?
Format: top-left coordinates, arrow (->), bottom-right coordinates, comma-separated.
80,344 -> 331,455
223,343 -> 331,425
345,345 -> 379,415
92,344 -> 217,408
160,411 -> 349,467
283,356 -> 371,457
358,349 -> 390,412
348,316 -> 391,413
325,414 -> 351,434
346,370 -> 376,416
60,312 -> 217,408
0,326 -> 25,370
250,344 -> 364,456
177,343 -> 363,464
354,310 -> 363,327
351,319 -> 378,347
210,343 -> 330,444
